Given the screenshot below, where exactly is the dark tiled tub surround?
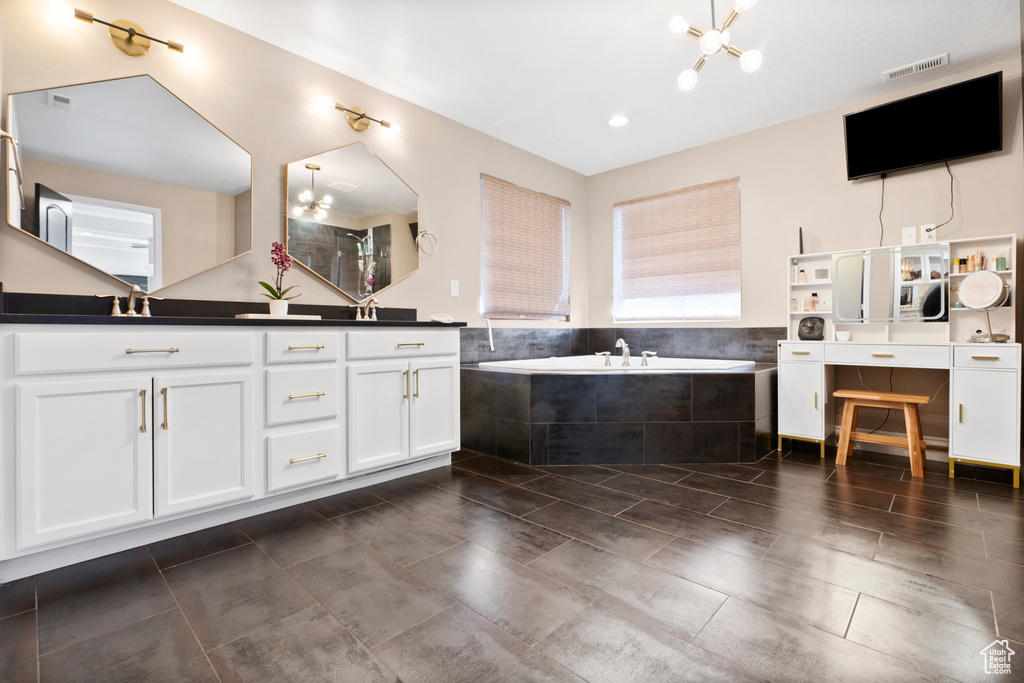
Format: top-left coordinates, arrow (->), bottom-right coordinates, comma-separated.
462,363 -> 777,466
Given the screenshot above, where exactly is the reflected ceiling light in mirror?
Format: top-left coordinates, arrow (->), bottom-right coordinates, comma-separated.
73,6 -> 187,56
293,163 -> 332,221
607,115 -> 629,127
671,0 -> 762,92
335,104 -> 394,132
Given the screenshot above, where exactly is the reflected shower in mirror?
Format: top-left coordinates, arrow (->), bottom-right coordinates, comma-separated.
286,142 -> 419,301
833,243 -> 950,324
6,75 -> 252,292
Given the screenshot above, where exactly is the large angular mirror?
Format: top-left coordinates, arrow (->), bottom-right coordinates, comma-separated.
286,142 -> 419,301
6,75 -> 252,292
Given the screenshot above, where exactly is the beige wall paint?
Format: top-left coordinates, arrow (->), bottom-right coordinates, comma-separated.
0,0 -> 1019,332
21,157 -> 238,287
586,61 -> 1024,329
0,0 -> 589,325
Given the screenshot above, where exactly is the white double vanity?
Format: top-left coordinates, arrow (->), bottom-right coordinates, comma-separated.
0,321 -> 460,580
779,235 -> 1021,487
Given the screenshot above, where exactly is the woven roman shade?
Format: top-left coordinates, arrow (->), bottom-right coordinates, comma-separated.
480,174 -> 571,320
612,177 -> 741,322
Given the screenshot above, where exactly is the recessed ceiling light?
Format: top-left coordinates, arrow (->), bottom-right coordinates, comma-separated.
607,115 -> 629,127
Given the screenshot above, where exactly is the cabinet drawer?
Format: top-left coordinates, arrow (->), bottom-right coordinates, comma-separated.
347,330 -> 459,360
15,331 -> 253,375
267,426 -> 341,492
266,367 -> 340,426
778,342 -> 823,362
824,344 -> 950,369
265,331 -> 341,364
953,345 -> 1021,370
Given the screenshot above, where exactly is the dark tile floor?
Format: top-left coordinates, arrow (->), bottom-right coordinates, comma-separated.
1,448 -> 1021,682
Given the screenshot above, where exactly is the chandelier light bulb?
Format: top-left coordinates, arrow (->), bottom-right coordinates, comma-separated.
314,209 -> 326,221
720,30 -> 731,48
298,190 -> 311,203
322,194 -> 333,205
699,29 -> 724,55
677,69 -> 699,91
733,0 -> 758,12
292,207 -> 303,217
739,49 -> 763,73
668,15 -> 689,34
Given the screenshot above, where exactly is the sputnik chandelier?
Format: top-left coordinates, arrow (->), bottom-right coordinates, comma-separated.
293,163 -> 332,221
671,0 -> 763,91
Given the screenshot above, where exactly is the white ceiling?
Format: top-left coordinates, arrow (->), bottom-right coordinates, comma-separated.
169,0 -> 1022,176
13,75 -> 251,195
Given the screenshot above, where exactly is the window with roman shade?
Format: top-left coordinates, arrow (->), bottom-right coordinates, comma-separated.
480,173 -> 571,320
612,177 -> 741,322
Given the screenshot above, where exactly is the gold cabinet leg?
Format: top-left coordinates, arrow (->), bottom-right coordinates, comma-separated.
819,440 -> 825,459
1014,467 -> 1020,489
948,458 -> 955,479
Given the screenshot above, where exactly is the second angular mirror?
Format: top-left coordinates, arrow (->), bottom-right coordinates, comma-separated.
286,142 -> 419,301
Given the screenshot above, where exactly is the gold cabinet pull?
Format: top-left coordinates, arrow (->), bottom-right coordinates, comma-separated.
288,344 -> 325,350
289,453 -> 327,464
161,387 -> 169,430
397,342 -> 425,348
139,389 -> 147,433
288,391 -> 326,400
814,392 -> 818,410
958,403 -> 963,423
970,355 -> 1000,361
126,347 -> 180,354
414,369 -> 420,398
403,370 -> 409,399
871,352 -> 894,358
790,350 -> 811,355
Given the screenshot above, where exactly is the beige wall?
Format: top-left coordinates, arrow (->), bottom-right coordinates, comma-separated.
21,157 -> 238,287
0,0 -> 588,324
586,61 -> 1024,329
0,0 -> 1019,332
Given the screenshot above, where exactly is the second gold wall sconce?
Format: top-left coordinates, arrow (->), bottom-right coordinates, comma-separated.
335,104 -> 393,132
74,7 -> 185,56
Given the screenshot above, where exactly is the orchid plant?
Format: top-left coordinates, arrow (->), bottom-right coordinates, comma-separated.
258,241 -> 300,300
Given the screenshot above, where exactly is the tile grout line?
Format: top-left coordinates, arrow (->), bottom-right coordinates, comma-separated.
842,593 -> 862,639
990,591 -> 1000,637
151,550 -> 222,680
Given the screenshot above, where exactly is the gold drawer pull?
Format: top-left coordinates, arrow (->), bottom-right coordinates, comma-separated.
958,403 -> 963,423
414,369 -> 420,398
397,342 -> 426,347
289,453 -> 327,464
288,391 -> 326,400
403,370 -> 409,399
790,350 -> 811,355
161,387 -> 169,430
126,347 -> 180,354
139,389 -> 147,433
288,344 -> 325,350
814,392 -> 818,410
871,352 -> 894,358
970,355 -> 1000,361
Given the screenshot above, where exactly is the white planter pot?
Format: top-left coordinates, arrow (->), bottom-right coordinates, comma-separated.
268,300 -> 289,316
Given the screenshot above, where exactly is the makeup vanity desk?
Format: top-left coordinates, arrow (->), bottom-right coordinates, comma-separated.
779,235 -> 1022,488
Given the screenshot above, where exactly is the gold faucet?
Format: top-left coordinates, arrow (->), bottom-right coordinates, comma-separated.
125,285 -> 142,316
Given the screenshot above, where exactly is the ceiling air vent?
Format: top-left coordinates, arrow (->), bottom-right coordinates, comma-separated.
47,92 -> 77,110
882,53 -> 949,82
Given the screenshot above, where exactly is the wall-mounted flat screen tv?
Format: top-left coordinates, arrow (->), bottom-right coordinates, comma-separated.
844,71 -> 1002,180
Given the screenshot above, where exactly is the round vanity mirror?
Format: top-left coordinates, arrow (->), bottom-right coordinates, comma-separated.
285,142 -> 419,302
5,75 -> 253,293
959,269 -> 1010,342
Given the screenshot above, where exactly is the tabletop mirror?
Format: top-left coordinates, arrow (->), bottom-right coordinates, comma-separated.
285,142 -> 419,302
833,243 -> 950,323
5,75 -> 253,293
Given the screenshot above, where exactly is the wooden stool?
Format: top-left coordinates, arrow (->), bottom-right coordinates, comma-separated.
834,389 -> 929,478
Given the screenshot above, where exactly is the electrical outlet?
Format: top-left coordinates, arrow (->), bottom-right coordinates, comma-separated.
901,226 -> 917,245
450,280 -> 459,297
921,223 -> 937,242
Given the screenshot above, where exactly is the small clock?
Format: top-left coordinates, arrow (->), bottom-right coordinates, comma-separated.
798,316 -> 825,340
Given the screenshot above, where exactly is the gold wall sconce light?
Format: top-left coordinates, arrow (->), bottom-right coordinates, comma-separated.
335,104 -> 394,132
74,7 -> 185,56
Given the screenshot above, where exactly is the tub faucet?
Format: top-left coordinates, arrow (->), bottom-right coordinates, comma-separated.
615,338 -> 630,367
595,351 -> 611,366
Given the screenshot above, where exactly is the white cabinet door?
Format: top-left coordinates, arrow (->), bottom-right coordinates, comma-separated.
347,361 -> 410,474
951,369 -> 1020,465
153,372 -> 253,517
410,359 -> 460,459
778,362 -> 825,440
16,377 -> 153,549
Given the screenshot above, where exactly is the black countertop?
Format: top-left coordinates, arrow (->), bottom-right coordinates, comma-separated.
0,289 -> 465,327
